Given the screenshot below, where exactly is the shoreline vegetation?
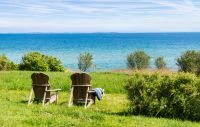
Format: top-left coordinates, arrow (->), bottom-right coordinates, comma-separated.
0,50 -> 185,72
111,68 -> 175,74
2,50 -> 199,75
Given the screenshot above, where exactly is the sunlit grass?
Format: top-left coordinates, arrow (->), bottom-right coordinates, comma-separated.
0,71 -> 199,126
0,71 -> 129,93
0,90 -> 199,127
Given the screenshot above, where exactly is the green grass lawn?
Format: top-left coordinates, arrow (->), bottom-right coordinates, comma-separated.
0,71 -> 128,93
0,71 -> 199,127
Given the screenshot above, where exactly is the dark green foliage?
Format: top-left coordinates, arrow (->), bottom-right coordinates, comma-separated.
0,54 -> 18,71
125,72 -> 200,121
127,50 -> 150,69
155,57 -> 166,69
78,52 -> 93,72
19,52 -> 64,72
19,52 -> 48,71
177,50 -> 200,75
47,56 -> 65,72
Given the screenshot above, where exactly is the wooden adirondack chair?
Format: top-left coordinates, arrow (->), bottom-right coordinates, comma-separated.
28,73 -> 61,106
68,73 -> 95,108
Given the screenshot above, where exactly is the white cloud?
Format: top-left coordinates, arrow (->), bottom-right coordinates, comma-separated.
0,0 -> 200,32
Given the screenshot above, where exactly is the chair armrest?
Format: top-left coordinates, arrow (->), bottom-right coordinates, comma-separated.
46,89 -> 62,92
72,85 -> 91,87
88,90 -> 95,93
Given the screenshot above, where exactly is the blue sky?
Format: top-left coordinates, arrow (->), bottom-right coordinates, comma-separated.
0,0 -> 200,33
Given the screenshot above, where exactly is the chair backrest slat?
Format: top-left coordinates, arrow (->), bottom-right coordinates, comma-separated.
31,73 -> 51,100
71,73 -> 92,102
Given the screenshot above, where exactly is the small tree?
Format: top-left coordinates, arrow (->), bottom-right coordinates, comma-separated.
155,57 -> 166,69
78,52 -> 93,72
127,50 -> 150,69
176,50 -> 200,75
0,54 -> 18,71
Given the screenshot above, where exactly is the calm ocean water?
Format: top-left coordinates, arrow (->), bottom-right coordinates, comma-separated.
0,33 -> 200,70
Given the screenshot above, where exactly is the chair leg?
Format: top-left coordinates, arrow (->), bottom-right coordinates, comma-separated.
42,93 -> 46,106
68,87 -> 74,107
28,88 -> 33,105
87,101 -> 93,108
84,87 -> 90,109
42,87 -> 47,106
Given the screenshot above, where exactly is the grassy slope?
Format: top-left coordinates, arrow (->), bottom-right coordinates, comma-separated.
0,71 -> 199,127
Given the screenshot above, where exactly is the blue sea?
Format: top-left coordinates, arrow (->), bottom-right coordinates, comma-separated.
0,33 -> 200,70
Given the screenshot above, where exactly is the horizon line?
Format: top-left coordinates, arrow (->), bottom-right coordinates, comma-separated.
0,31 -> 200,34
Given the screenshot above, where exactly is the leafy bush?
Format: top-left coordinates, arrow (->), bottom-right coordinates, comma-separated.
47,56 -> 65,72
19,52 -> 64,72
0,54 -> 18,71
127,50 -> 150,69
125,72 -> 200,121
155,57 -> 166,69
78,52 -> 93,72
177,50 -> 200,75
19,52 -> 48,71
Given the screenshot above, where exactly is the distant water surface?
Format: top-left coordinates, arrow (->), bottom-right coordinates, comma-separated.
0,33 -> 200,70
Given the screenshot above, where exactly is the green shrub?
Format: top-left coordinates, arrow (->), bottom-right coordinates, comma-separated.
177,50 -> 200,75
19,52 -> 64,72
127,50 -> 150,69
125,72 -> 200,121
0,54 -> 18,71
78,52 -> 93,72
47,56 -> 65,72
155,57 -> 166,69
